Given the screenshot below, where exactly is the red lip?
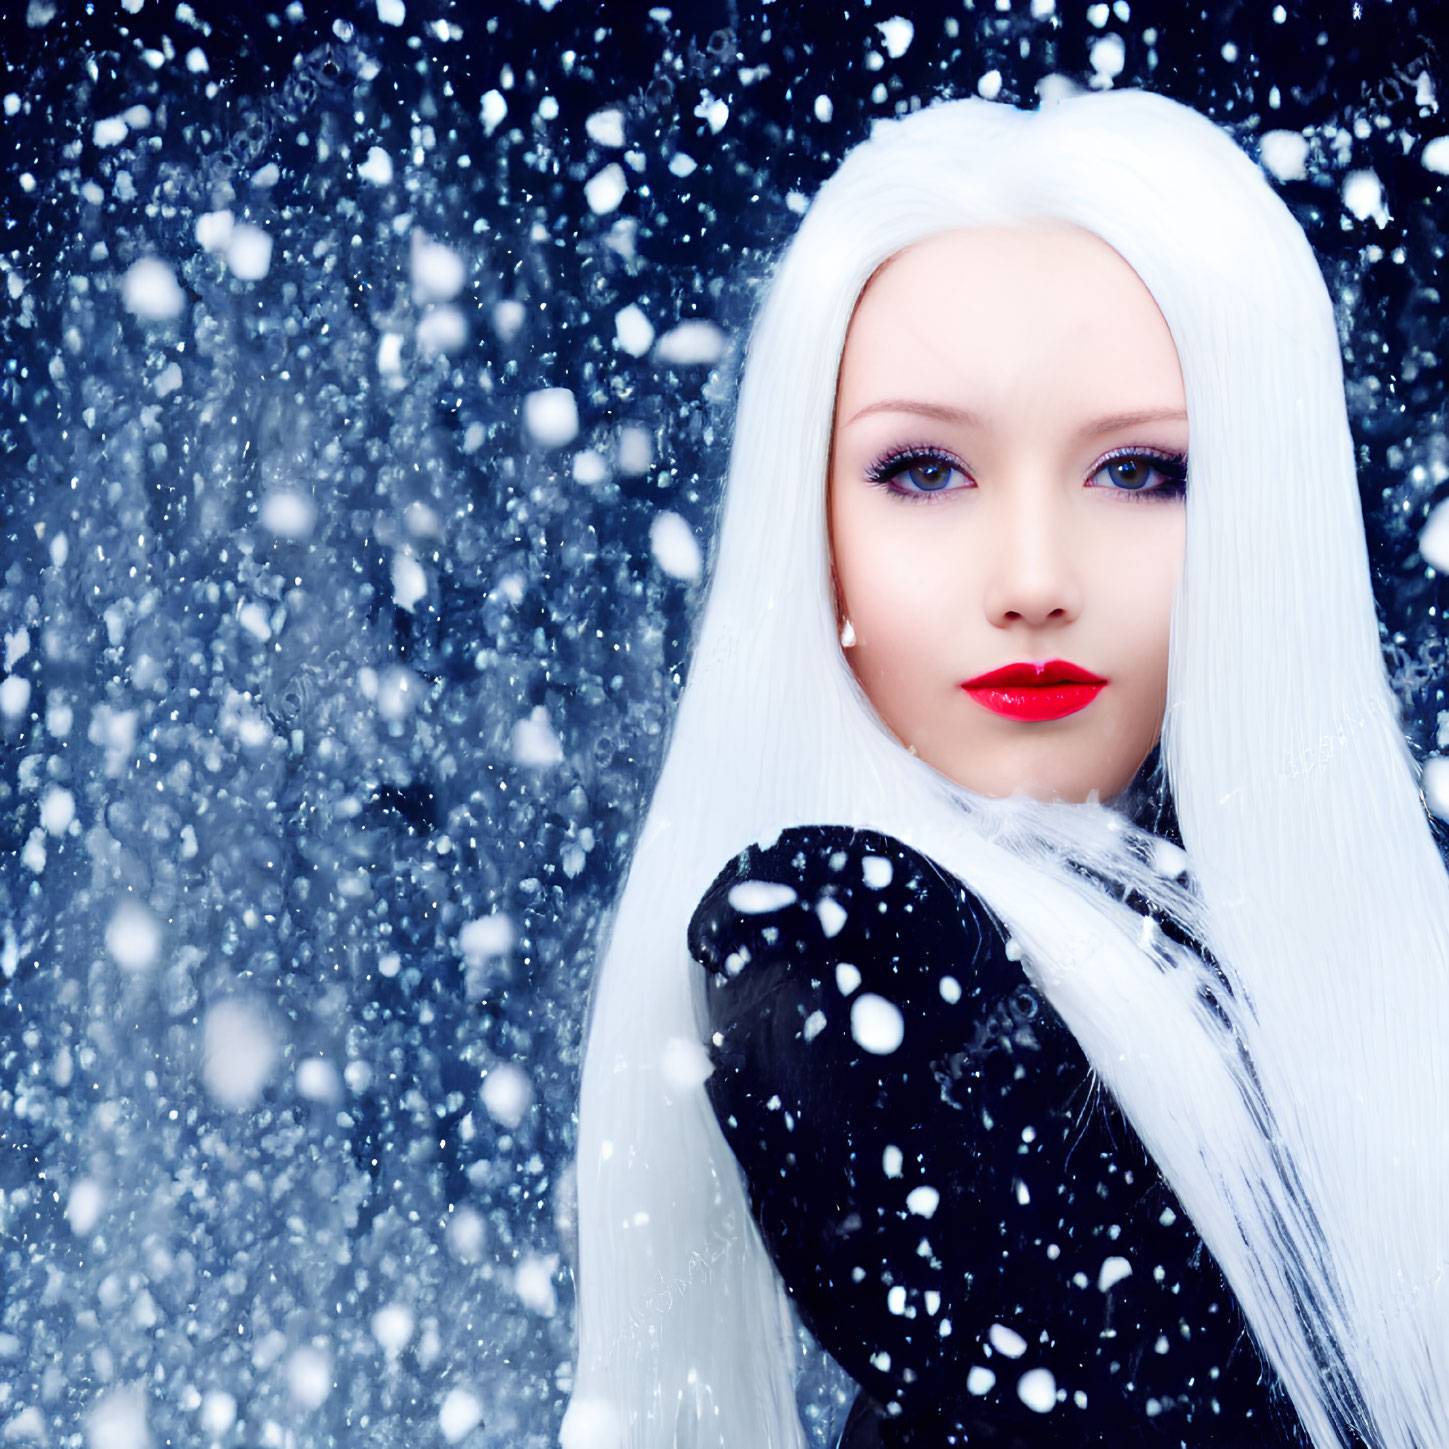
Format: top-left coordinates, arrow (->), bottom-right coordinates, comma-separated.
961,658 -> 1107,723
963,659 -> 1107,688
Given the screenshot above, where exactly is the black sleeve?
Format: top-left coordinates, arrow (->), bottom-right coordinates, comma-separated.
689,825 -> 1070,1423
688,826 -> 1295,1448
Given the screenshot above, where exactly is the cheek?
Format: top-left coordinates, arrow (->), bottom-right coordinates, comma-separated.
832,494 -> 945,724
1104,515 -> 1183,681
839,548 -> 927,644
1097,497 -> 1183,575
1144,516 -> 1186,645
833,496 -> 961,643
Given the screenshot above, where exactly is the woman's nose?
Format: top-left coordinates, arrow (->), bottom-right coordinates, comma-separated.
980,494 -> 1084,628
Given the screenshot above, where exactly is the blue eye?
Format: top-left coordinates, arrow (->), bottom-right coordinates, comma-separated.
1089,450 -> 1188,498
867,450 -> 971,499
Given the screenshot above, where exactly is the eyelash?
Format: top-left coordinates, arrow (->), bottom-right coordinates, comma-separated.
864,445 -> 1189,503
1090,447 -> 1189,501
864,444 -> 969,501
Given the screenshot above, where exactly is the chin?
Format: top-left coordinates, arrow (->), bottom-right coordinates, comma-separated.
1011,777 -> 1100,806
931,747 -> 1144,807
933,762 -> 1093,805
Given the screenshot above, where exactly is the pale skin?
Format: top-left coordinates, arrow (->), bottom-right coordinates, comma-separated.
829,225 -> 1188,804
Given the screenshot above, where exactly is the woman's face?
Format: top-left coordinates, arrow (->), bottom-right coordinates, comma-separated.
829,226 -> 1187,804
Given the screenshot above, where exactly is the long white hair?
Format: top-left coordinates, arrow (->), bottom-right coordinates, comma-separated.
564,91 -> 1449,1449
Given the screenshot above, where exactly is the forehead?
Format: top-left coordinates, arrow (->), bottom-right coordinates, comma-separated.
855,224 -> 1158,318
836,225 -> 1182,419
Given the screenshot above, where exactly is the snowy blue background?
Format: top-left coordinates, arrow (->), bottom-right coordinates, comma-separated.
0,2 -> 1445,1445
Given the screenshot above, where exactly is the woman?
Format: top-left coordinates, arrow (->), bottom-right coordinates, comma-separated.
564,90 -> 1449,1449
683,221 -> 1247,1448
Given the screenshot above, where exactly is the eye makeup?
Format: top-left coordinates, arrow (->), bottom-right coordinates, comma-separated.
862,442 -> 1189,503
1088,447 -> 1188,500
864,444 -> 972,501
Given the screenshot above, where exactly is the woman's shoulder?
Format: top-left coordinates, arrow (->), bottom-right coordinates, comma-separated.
688,824 -> 996,984
687,823 -> 1047,1071
692,824 -> 950,903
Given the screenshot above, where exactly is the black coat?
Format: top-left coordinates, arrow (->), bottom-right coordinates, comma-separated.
688,824 -> 1308,1448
